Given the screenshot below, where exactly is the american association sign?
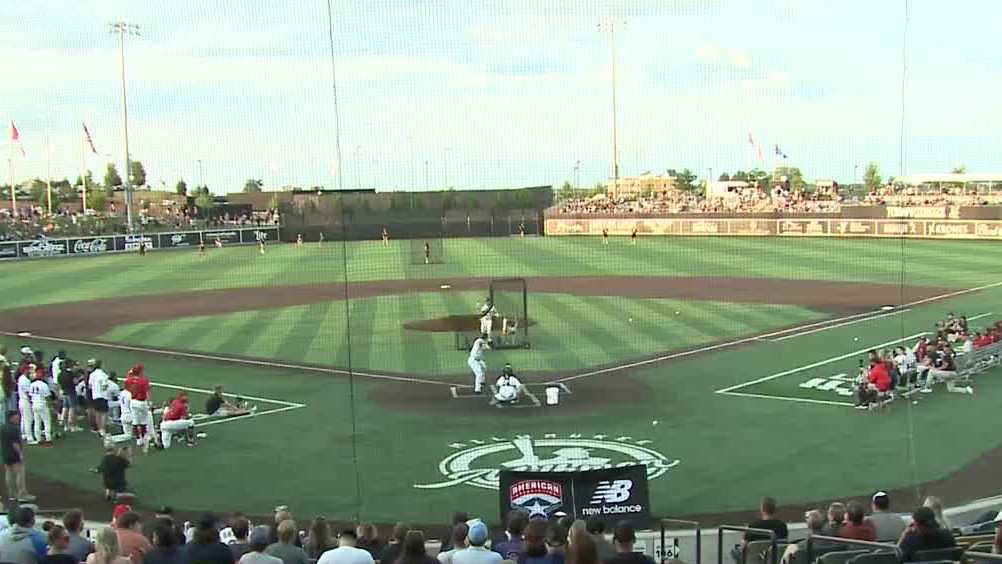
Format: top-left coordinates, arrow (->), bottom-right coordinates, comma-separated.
414,434 -> 679,490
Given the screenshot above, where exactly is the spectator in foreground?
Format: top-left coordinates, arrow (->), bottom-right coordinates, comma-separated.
2,410 -> 34,502
868,492 -> 906,542
239,527 -> 282,564
607,522 -> 654,564
732,497 -> 788,564
63,510 -> 95,563
992,511 -> 1001,554
923,497 -> 951,531
394,531 -> 436,564
379,523 -> 409,564
584,519 -> 614,564
838,502 -> 876,541
265,521 -> 308,564
142,519 -> 184,564
544,525 -> 567,564
519,520 -> 549,564
98,446 -> 131,501
452,521 -> 501,564
821,503 -> 846,536
354,524 -> 380,559
304,518 -> 334,560
494,512 -> 528,561
0,506 -> 44,564
42,525 -> 77,564
316,529 -> 374,564
439,514 -> 470,554
86,528 -> 131,564
437,524 -> 468,564
897,507 -> 956,562
185,514 -> 235,564
229,518 -> 252,561
779,510 -> 827,564
565,531 -> 598,564
114,512 -> 151,564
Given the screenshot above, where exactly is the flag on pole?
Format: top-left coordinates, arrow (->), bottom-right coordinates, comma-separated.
83,123 -> 98,154
9,121 -> 25,156
747,131 -> 763,164
774,144 -> 788,159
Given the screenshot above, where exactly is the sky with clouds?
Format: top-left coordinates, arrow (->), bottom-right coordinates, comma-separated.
2,1 -> 1000,193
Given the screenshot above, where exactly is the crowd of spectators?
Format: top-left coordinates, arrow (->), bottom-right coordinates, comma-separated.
736,493 -> 1002,564
553,185 -> 842,216
854,312 -> 1000,408
864,185 -> 1002,207
0,208 -> 280,242
0,494 -> 995,564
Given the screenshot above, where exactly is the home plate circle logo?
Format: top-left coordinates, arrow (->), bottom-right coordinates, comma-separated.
414,434 -> 679,490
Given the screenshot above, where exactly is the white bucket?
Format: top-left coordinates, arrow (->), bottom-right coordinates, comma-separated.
545,386 -> 560,405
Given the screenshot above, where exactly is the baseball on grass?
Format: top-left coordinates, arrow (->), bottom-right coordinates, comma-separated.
652,420 -> 659,425
628,318 -> 633,323
675,311 -> 680,315
853,337 -> 859,342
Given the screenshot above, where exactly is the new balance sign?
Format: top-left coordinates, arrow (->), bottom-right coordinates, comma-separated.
499,465 -> 651,525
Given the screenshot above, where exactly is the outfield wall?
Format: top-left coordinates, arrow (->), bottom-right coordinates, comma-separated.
545,217 -> 1002,240
0,226 -> 280,260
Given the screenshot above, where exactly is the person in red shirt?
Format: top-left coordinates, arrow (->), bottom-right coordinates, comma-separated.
856,360 -> 890,409
158,392 -> 195,449
123,364 -> 153,448
838,502 -> 876,541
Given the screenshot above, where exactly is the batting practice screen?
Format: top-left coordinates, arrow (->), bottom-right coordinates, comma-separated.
410,237 -> 444,264
489,277 -> 530,349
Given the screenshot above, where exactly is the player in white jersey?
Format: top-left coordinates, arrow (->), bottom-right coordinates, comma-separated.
468,333 -> 491,394
17,368 -> 33,442
88,360 -> 111,437
106,375 -> 121,423
118,388 -> 133,433
491,364 -> 523,405
28,371 -> 53,443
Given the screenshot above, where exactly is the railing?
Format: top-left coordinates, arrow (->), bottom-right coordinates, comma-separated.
661,518 -> 701,564
718,526 -> 779,564
804,535 -> 896,563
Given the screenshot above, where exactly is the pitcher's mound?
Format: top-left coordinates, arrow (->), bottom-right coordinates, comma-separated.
404,314 -> 535,333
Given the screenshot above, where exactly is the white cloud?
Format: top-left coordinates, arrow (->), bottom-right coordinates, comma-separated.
694,44 -> 752,69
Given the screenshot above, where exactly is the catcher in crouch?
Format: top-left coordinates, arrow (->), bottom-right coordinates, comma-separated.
491,364 -> 524,406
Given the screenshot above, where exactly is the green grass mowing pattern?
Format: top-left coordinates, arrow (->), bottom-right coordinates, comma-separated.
98,292 -> 824,376
3,237 -> 1002,312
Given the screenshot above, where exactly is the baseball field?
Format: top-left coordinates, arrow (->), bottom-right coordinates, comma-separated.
2,235 -> 1002,525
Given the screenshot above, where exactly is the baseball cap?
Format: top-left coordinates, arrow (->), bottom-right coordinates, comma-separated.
19,347 -> 32,355
467,520 -> 488,546
993,511 -> 1002,523
112,504 -> 132,524
872,491 -> 888,501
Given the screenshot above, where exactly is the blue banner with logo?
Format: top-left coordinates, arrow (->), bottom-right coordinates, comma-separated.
498,465 -> 650,526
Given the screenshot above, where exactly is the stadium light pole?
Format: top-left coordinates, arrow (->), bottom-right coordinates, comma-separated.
573,160 -> 580,190
443,147 -> 452,188
197,159 -> 204,189
598,18 -> 625,195
110,21 -> 140,231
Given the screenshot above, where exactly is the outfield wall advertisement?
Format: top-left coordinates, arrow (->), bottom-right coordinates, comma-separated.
545,217 -> 1002,240
0,226 -> 280,261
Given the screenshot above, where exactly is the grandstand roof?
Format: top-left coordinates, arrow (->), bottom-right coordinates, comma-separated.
893,173 -> 1002,185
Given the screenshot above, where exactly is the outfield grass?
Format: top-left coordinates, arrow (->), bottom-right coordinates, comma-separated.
1,236 -> 1002,524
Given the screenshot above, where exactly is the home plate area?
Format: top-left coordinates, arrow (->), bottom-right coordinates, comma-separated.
450,383 -> 572,408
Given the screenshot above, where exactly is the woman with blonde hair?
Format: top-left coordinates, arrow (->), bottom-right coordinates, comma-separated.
85,528 -> 131,564
923,496 -> 951,530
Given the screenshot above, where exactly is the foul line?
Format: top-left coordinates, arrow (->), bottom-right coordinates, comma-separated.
765,308 -> 911,342
0,331 -> 452,387
714,332 -> 925,394
148,381 -> 305,408
193,405 -> 303,428
553,280 -> 1002,384
715,391 -> 855,408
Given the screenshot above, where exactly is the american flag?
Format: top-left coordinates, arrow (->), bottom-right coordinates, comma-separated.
83,123 -> 98,154
9,121 -> 25,156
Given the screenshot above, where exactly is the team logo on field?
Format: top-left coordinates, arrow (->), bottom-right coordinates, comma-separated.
510,479 -> 563,519
413,434 -> 679,491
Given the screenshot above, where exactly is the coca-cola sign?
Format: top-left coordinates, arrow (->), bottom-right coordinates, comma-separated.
71,238 -> 110,254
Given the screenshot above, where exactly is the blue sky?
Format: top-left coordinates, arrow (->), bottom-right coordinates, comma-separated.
2,1 -> 1000,193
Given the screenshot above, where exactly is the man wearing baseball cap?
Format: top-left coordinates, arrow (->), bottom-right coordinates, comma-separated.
868,492 -> 906,542
607,522 -> 656,564
453,521 -> 501,564
316,529 -> 374,564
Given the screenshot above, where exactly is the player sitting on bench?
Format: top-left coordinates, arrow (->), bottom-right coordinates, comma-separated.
205,386 -> 255,417
491,364 -> 524,406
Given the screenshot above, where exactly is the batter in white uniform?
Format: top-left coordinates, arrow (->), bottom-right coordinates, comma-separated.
468,333 -> 490,394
